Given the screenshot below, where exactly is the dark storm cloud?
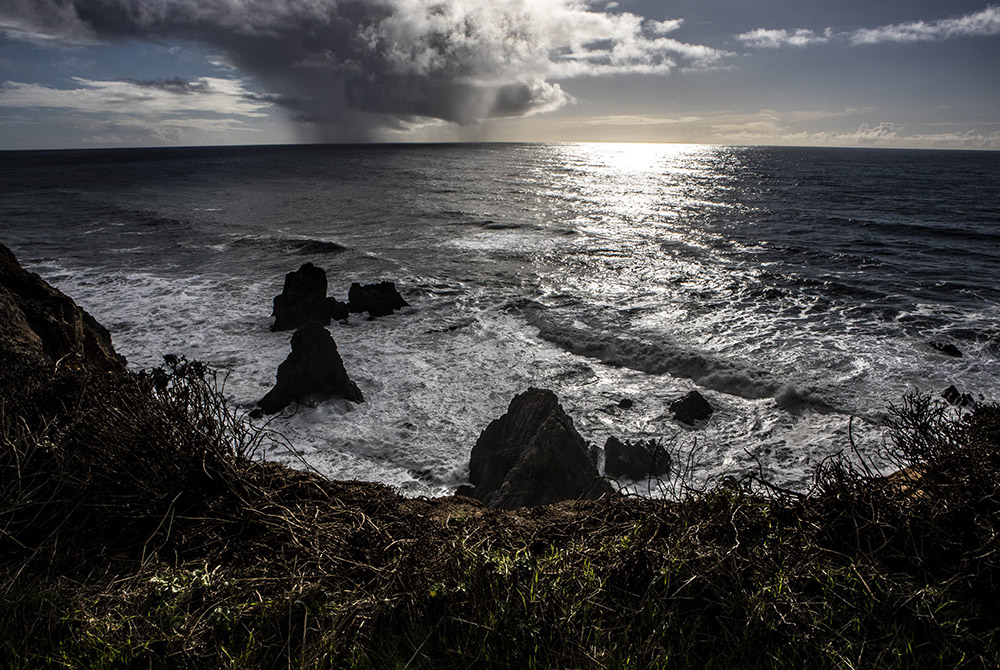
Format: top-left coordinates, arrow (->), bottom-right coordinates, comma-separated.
0,0 -> 729,139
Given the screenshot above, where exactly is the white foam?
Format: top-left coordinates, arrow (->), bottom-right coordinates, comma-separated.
16,144 -> 997,500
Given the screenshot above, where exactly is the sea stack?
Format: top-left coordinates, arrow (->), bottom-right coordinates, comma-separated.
271,262 -> 346,331
460,388 -> 613,509
258,321 -> 363,414
347,281 -> 408,318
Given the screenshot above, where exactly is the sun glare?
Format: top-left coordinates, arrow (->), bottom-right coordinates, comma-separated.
580,142 -> 698,175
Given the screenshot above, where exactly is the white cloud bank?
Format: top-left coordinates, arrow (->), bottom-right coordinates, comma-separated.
738,5 -> 1000,48
536,108 -> 1000,150
0,0 -> 730,140
0,77 -> 272,117
0,75 -> 279,147
712,115 -> 1000,150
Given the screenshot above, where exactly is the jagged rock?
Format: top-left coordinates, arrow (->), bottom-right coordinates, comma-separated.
0,242 -> 125,372
670,390 -> 714,425
463,388 -> 613,509
272,263 -> 335,331
258,321 -> 363,414
348,281 -> 408,318
604,436 -> 671,480
930,341 -> 963,358
942,384 -> 975,408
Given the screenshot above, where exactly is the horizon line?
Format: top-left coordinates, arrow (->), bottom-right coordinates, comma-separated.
2,140 -> 998,155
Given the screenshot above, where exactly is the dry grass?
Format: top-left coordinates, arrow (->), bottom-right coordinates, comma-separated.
1,355 -> 998,668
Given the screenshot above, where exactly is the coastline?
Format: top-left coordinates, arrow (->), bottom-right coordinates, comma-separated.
2,242 -> 999,667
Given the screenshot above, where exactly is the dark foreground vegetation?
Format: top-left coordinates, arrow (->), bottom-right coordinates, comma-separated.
1,350 -> 998,669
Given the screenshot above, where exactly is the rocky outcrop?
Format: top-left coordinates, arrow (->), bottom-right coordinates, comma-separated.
604,436 -> 671,480
0,242 -> 124,373
670,390 -> 714,425
460,388 -> 613,509
271,263 -> 344,331
348,281 -> 408,318
258,321 -> 363,415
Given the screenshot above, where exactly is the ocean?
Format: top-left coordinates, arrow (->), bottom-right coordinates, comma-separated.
1,143 -> 998,496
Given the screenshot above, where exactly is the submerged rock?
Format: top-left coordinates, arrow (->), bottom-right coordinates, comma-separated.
258,321 -> 363,415
670,390 -> 714,426
604,436 -> 671,480
271,263 -> 334,331
463,388 -> 613,509
348,281 -> 408,318
930,341 -> 963,358
0,242 -> 125,372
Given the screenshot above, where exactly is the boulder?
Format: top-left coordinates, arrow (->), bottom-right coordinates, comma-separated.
670,390 -> 714,425
258,321 -> 363,414
0,242 -> 125,373
271,263 -> 334,331
604,436 -> 671,480
464,388 -> 613,509
347,281 -> 408,318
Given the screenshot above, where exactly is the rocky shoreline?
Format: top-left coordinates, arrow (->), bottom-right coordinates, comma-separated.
0,243 -> 682,508
2,241 -> 998,668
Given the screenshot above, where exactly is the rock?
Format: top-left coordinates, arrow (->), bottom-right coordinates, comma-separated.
328,297 -> 350,322
348,281 -> 408,318
0,242 -> 125,373
942,384 -> 975,408
258,321 -> 363,414
464,388 -> 613,509
588,443 -> 603,468
930,341 -> 963,358
604,436 -> 671,480
454,484 -> 477,499
271,263 -> 334,331
618,398 -> 634,410
670,390 -> 714,425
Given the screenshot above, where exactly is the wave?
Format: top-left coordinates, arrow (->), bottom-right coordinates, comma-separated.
528,312 -> 777,400
525,307 -> 846,416
232,235 -> 349,256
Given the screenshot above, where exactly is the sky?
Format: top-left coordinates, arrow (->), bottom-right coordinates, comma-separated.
0,0 -> 998,150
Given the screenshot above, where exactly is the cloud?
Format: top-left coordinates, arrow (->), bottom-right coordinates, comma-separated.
850,5 -> 1000,44
736,28 -> 830,49
704,112 -> 1000,150
0,75 -> 284,146
0,77 -> 273,117
738,5 -> 1000,48
0,0 -> 730,140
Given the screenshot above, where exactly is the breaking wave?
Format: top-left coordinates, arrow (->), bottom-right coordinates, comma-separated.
528,311 -> 779,400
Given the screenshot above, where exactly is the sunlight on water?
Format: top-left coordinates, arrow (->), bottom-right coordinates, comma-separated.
3,144 -> 998,497
569,142 -> 704,175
